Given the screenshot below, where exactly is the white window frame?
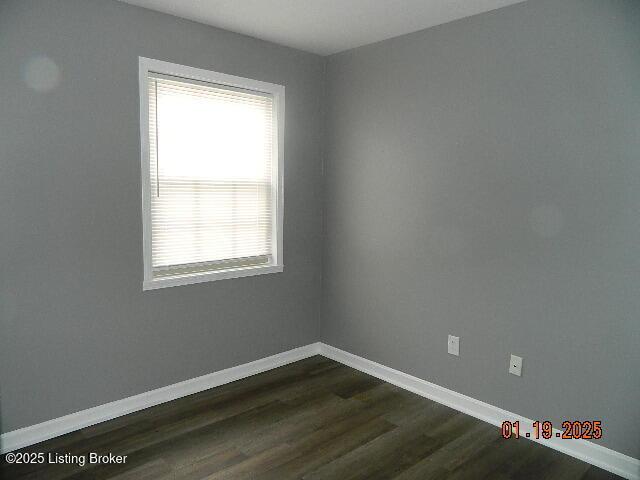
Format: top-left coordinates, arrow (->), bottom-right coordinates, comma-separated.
138,57 -> 284,290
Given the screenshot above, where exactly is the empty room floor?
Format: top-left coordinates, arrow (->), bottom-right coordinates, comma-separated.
1,356 -> 620,480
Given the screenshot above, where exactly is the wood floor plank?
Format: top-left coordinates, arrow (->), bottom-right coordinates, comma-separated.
170,447 -> 247,480
302,412 -> 480,480
233,393 -> 356,455
251,416 -> 397,479
446,436 -> 545,480
390,421 -> 502,480
580,466 -> 626,480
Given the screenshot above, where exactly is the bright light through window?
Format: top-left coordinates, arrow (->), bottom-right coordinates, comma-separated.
139,58 -> 284,290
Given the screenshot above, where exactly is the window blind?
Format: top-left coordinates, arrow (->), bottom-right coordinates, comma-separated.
147,73 -> 275,279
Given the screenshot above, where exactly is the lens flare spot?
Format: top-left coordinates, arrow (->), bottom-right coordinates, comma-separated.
24,56 -> 61,92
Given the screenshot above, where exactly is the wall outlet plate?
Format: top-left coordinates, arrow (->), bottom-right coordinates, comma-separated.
448,335 -> 460,356
509,354 -> 523,376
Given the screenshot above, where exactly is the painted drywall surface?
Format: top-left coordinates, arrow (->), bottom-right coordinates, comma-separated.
0,0 -> 324,433
323,0 -> 640,457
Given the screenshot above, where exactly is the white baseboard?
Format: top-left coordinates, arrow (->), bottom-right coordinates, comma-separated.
318,343 -> 639,480
1,342 -> 321,454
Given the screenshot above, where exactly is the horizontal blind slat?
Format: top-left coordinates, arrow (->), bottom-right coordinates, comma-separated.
148,72 -> 275,273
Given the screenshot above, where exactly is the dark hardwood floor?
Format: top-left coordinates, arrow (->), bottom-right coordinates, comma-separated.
1,356 -> 621,479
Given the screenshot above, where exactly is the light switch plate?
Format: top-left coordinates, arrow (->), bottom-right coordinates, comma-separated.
448,335 -> 460,356
509,354 -> 523,376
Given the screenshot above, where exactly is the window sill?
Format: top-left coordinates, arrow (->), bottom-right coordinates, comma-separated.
143,264 -> 283,291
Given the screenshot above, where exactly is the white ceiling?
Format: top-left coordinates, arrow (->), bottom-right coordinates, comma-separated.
120,0 -> 527,56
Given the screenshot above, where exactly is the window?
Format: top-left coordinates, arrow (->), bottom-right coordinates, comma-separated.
138,58 -> 284,290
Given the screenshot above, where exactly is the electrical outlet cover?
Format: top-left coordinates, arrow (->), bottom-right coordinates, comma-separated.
448,335 -> 460,356
509,354 -> 523,376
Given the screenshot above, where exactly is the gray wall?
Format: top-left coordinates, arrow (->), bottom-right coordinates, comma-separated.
323,0 -> 640,457
1,0 -> 639,460
0,0 -> 324,433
